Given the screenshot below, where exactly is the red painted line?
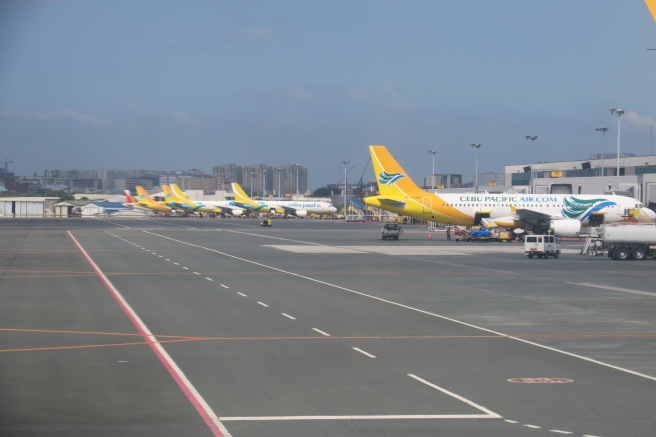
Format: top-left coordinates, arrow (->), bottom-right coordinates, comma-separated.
67,230 -> 230,437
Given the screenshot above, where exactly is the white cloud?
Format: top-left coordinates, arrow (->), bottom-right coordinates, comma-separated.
0,108 -> 105,127
271,86 -> 312,101
172,111 -> 202,126
240,27 -> 279,42
625,111 -> 654,129
382,99 -> 416,113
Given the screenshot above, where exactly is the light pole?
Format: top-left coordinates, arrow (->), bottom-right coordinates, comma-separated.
261,168 -> 266,197
277,167 -> 282,198
342,160 -> 350,219
250,172 -> 256,198
294,164 -> 301,197
470,144 -> 481,192
610,108 -> 625,177
525,135 -> 538,193
428,149 -> 437,189
595,126 -> 609,176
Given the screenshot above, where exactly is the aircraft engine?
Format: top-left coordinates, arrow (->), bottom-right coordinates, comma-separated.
549,219 -> 581,238
231,209 -> 244,216
295,210 -> 308,217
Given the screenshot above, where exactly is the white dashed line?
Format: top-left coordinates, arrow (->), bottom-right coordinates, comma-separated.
312,328 -> 331,337
505,420 -> 519,424
206,278 -> 214,282
193,272 -> 200,275
257,302 -> 269,307
352,347 -> 376,358
549,431 -> 573,435
173,262 -> 179,265
237,292 -> 247,297
220,284 -> 230,289
524,424 -> 541,429
182,267 -> 189,270
281,313 -> 296,320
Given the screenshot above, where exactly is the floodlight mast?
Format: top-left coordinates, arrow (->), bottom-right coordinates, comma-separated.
525,135 -> 538,193
610,108 -> 625,178
595,126 -> 609,176
341,160 -> 350,219
470,144 -> 481,192
428,149 -> 437,188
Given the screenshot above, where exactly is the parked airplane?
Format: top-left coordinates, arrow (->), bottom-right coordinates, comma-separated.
364,145 -> 656,237
124,187 -> 172,213
231,182 -> 337,217
165,184 -> 244,217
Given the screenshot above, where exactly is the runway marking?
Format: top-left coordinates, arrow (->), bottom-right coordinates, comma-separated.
219,414 -> 497,421
257,302 -> 269,307
68,231 -> 231,437
549,430 -> 573,435
206,277 -> 214,282
353,347 -> 376,358
281,313 -> 296,320
567,281 -> 656,298
237,292 -> 247,297
407,374 -> 501,418
524,424 -> 541,429
142,231 -> 656,382
312,328 -> 331,336
193,272 -> 200,275
220,284 -> 230,289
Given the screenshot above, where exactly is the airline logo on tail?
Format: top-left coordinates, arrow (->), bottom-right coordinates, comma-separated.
378,171 -> 406,186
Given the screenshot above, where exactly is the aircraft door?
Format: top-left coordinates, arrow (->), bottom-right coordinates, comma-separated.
473,211 -> 491,226
421,196 -> 433,216
588,213 -> 605,227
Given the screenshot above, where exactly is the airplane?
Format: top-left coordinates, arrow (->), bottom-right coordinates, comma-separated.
231,182 -> 337,217
165,184 -> 244,217
123,187 -> 173,214
364,145 -> 656,237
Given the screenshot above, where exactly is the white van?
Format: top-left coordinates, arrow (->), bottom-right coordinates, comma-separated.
524,235 -> 561,259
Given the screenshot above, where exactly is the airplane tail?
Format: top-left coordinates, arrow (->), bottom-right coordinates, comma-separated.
169,184 -> 194,202
124,190 -> 138,204
369,145 -> 425,197
231,182 -> 257,206
647,0 -> 656,21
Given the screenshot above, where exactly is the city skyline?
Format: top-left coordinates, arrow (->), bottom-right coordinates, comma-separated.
1,1 -> 655,190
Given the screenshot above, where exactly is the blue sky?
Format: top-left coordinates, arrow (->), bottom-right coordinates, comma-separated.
1,0 -> 655,190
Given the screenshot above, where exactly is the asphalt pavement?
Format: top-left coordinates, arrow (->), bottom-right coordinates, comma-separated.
1,217 -> 655,437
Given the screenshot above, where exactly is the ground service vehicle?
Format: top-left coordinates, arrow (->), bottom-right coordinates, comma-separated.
581,223 -> 656,260
524,235 -> 560,258
382,222 -> 402,240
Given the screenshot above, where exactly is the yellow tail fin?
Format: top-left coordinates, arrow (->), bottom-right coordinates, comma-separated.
647,0 -> 656,21
369,145 -> 424,198
231,182 -> 259,207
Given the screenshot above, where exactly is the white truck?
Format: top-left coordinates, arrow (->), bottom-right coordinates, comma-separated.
524,235 -> 561,259
581,223 -> 656,260
381,222 -> 402,240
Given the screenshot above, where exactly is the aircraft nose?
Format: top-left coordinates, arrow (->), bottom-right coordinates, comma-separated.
641,207 -> 656,222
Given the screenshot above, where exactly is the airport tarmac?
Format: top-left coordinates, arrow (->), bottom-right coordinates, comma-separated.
1,217 -> 655,437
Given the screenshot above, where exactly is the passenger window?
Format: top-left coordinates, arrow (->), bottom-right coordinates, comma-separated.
538,237 -> 543,243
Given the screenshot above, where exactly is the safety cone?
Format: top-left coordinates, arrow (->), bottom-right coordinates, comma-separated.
428,232 -> 432,240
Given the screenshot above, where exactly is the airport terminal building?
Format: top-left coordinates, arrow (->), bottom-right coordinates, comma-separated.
504,153 -> 656,208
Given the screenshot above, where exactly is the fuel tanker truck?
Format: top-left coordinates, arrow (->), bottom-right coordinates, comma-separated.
581,223 -> 656,260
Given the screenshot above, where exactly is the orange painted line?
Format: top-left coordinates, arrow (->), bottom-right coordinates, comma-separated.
0,327 -> 203,339
0,338 -> 207,353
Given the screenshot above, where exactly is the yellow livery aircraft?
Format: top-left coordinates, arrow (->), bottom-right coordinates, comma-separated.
231,182 -> 337,217
364,145 -> 656,237
164,184 -> 244,217
124,187 -> 172,213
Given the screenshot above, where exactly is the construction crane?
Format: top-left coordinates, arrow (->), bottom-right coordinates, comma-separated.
1,158 -> 12,172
